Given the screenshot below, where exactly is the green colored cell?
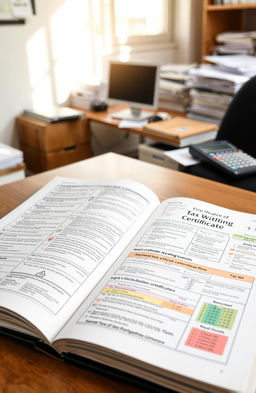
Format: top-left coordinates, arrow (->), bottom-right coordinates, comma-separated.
233,234 -> 256,243
197,303 -> 237,330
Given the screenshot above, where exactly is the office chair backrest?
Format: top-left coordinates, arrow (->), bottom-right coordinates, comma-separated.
216,75 -> 256,158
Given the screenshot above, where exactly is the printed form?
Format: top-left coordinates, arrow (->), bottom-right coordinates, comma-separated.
76,198 -> 256,364
0,177 -> 158,339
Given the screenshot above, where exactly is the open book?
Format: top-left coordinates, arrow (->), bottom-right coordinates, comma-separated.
1,176 -> 256,393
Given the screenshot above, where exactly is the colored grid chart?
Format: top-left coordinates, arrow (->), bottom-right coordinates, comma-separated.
185,327 -> 228,355
196,303 -> 237,330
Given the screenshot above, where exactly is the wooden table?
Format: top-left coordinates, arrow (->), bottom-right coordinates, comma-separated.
0,152 -> 255,393
78,104 -> 185,144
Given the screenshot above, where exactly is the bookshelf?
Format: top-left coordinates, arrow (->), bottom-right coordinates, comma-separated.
201,0 -> 256,59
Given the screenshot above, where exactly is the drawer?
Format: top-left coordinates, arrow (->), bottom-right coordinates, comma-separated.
20,143 -> 92,173
16,116 -> 90,151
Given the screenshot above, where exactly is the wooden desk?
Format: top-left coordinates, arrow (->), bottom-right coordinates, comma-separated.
0,152 -> 255,393
80,104 -> 185,144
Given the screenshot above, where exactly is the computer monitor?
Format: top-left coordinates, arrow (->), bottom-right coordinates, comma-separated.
106,61 -> 160,121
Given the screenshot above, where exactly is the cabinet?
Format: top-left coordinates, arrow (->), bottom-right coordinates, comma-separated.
201,0 -> 256,59
16,116 -> 92,173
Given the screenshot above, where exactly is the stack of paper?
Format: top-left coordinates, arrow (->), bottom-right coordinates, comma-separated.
187,64 -> 249,124
160,63 -> 197,75
213,31 -> 256,55
70,82 -> 106,109
158,79 -> 191,112
0,143 -> 23,171
204,55 -> 256,77
158,64 -> 196,113
188,89 -> 234,123
187,65 -> 248,93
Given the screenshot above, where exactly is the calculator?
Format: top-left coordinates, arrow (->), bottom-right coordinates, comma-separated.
189,140 -> 256,178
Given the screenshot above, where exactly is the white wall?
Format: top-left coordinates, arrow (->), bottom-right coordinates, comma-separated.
0,0 -> 202,153
1,1 -> 63,146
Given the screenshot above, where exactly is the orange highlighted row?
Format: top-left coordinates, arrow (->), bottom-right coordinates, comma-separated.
128,252 -> 254,283
162,300 -> 193,315
102,288 -> 193,315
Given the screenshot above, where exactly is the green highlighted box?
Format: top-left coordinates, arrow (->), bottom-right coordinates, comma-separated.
197,303 -> 237,330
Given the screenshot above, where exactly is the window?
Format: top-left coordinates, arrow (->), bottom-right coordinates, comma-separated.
111,0 -> 173,47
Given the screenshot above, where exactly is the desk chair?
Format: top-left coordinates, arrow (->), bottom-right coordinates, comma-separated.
183,75 -> 256,192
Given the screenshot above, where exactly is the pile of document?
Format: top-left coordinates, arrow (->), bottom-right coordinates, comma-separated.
0,143 -> 23,171
205,54 -> 256,77
23,106 -> 85,123
70,82 -> 106,109
213,0 -> 256,4
186,56 -> 251,124
213,31 -> 256,56
188,88 -> 234,124
158,64 -> 196,113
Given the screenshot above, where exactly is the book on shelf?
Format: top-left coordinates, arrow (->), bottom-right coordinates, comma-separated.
23,105 -> 85,123
143,116 -> 218,147
2,176 -> 256,393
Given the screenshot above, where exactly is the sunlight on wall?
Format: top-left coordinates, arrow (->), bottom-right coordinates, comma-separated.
26,27 -> 54,107
25,0 -> 157,109
49,0 -> 89,102
26,0 -> 109,108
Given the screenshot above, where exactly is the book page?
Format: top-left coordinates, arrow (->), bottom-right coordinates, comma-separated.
55,197 -> 256,392
0,176 -> 159,342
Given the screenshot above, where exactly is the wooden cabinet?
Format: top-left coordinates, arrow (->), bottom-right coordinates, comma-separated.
16,116 -> 92,173
201,0 -> 256,59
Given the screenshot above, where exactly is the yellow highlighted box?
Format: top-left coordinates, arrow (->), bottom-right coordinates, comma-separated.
102,288 -> 193,315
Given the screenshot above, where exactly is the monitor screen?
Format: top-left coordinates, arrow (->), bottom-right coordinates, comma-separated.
107,61 -> 159,121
